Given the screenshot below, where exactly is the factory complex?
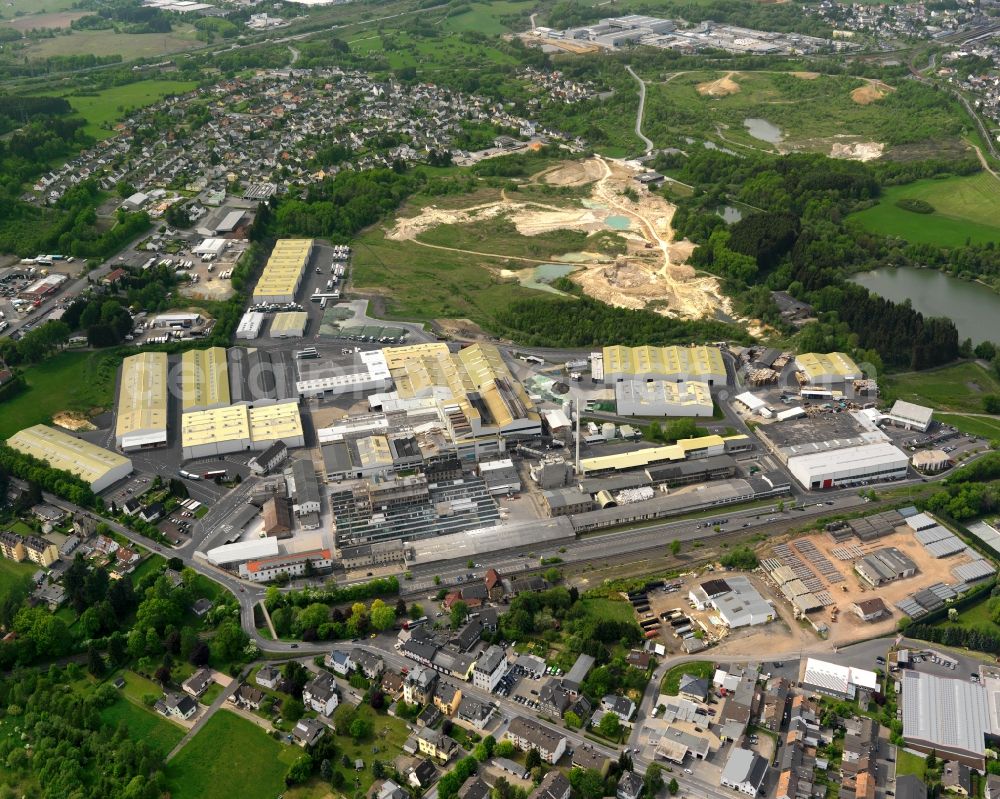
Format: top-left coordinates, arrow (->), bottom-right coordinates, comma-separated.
251,238 -> 314,305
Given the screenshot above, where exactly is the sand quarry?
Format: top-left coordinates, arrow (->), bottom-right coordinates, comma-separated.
386,157 -> 732,320
851,80 -> 895,105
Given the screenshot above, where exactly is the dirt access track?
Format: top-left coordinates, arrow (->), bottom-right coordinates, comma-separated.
386,156 -> 732,320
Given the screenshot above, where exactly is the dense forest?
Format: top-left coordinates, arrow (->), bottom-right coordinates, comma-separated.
493,293 -> 750,348
659,149 -> 962,368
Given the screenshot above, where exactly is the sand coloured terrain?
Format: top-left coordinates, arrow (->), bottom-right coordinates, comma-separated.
851,80 -> 895,105
697,72 -> 741,97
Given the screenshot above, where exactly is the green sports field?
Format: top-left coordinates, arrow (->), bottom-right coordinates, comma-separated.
851,172 -> 1000,247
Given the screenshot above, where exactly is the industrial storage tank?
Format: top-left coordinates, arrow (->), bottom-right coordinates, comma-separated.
602,422 -> 616,441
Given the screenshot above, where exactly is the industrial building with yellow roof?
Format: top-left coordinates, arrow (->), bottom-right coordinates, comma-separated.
381,342 -> 541,438
181,400 -> 304,460
602,345 -> 726,385
181,346 -> 231,412
8,424 -> 133,492
795,352 -> 862,384
579,433 -> 751,476
115,352 -> 168,451
252,238 -> 314,305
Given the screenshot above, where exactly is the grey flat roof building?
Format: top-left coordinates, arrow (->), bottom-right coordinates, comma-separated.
901,670 -> 990,768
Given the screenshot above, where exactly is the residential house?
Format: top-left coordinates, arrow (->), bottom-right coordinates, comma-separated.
182,668 -> 214,698
59,534 -> 80,558
505,717 -> 567,764
678,674 -> 710,703
943,762 -> 972,796
157,692 -> 197,720
373,780 -> 410,799
761,679 -> 790,731
352,648 -> 385,680
456,696 -> 495,730
408,759 -> 438,790
897,775 -> 928,799
404,667 -> 438,705
484,568 -> 504,601
303,672 -> 340,716
230,683 -> 264,710
616,771 -> 644,799
123,498 -> 142,516
292,717 -> 326,747
327,650 -> 353,676
381,670 -> 404,698
417,705 -> 442,729
472,645 -> 508,692
530,770 -> 571,799
256,665 -> 282,690
451,619 -> 483,652
434,683 -> 463,716
775,768 -> 812,799
417,726 -> 457,763
458,778 -> 492,799
139,503 -> 164,523
720,748 -> 768,796
572,748 -> 611,775
0,531 -> 25,562
626,650 -> 651,670
600,694 -> 636,723
115,546 -> 139,571
23,536 -> 59,567
852,598 -> 888,622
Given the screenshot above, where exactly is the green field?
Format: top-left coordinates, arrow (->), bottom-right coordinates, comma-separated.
100,695 -> 186,756
46,79 -> 198,140
417,218 -> 589,260
576,597 -> 638,625
0,557 -> 36,611
936,413 -> 1000,439
168,710 -> 300,799
0,350 -> 119,440
0,0 -> 78,19
895,749 -> 927,779
884,361 -> 1000,414
852,172 -> 1000,247
352,225 -> 562,323
25,27 -> 201,63
440,0 -> 534,34
641,70 -> 967,156
661,660 -> 714,694
347,29 -> 517,71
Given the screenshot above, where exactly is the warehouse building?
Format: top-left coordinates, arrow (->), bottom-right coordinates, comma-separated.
252,238 -> 313,305
614,380 -> 713,417
794,352 -> 861,384
579,434 -> 750,476
912,449 -> 950,473
8,424 -> 133,492
884,400 -> 934,433
236,311 -> 265,340
180,401 -> 303,460
115,352 -> 168,450
269,311 -> 308,338
801,659 -> 879,700
227,347 -> 296,406
602,345 -> 726,385
786,441 -> 909,490
901,670 -> 990,769
181,347 -> 231,412
854,547 -> 917,587
296,350 -> 392,398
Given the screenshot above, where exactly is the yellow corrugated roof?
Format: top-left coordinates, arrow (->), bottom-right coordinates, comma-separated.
116,352 -> 167,439
248,401 -> 302,443
181,347 -> 231,411
8,424 -> 131,484
796,352 -> 860,380
270,311 -> 308,334
252,238 -> 313,300
357,435 -> 393,468
601,345 -> 725,380
181,405 -> 250,448
580,434 -> 726,473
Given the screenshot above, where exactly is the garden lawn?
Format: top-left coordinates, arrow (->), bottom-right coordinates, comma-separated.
576,597 -> 637,625
883,362 -> 1000,414
167,710 -> 300,799
0,350 -> 120,440
851,172 -> 1000,247
326,704 -> 413,797
661,660 -> 714,695
895,748 -> 927,779
100,696 -> 185,756
0,557 -> 36,609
